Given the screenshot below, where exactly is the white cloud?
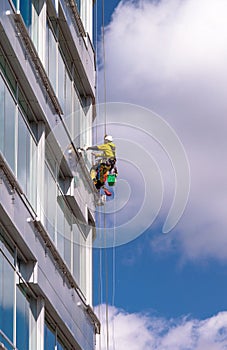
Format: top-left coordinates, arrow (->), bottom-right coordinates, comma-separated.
97,0 -> 227,260
95,305 -> 227,350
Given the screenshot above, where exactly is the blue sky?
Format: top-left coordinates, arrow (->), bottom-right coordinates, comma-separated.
92,0 -> 227,348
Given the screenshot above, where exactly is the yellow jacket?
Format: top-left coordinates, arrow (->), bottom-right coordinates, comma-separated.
88,142 -> 116,159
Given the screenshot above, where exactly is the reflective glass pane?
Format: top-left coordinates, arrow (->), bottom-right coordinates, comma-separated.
72,224 -> 80,284
57,196 -> 65,258
16,286 -> 29,350
64,207 -> 72,269
44,322 -> 55,350
18,112 -> 28,192
20,0 -> 32,28
80,234 -> 86,295
65,70 -> 72,119
75,0 -> 80,12
28,137 -> 37,209
44,164 -> 56,240
72,92 -> 80,146
0,252 -> 2,331
1,254 -> 14,342
48,26 -> 57,93
0,75 -> 4,153
4,87 -> 15,173
58,51 -> 65,110
57,340 -> 64,350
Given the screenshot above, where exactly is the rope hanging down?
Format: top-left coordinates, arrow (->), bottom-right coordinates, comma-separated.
96,0 -> 117,348
101,0 -> 107,135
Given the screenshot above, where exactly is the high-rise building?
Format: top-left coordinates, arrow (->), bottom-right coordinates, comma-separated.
0,1 -> 100,349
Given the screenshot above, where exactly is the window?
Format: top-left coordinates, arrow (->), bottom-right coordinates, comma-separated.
44,318 -> 70,350
0,54 -> 38,210
56,195 -> 72,270
0,228 -> 36,350
47,22 -> 57,93
44,322 -> 56,350
58,50 -> 65,110
44,163 -> 57,241
18,111 -> 37,209
16,286 -> 29,350
0,74 -> 4,154
3,80 -> 16,173
20,1 -> 31,27
75,0 -> 81,12
0,249 -> 14,343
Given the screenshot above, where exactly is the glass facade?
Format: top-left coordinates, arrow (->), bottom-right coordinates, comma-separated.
0,230 -> 31,350
0,65 -> 38,210
44,143 -> 88,294
0,227 -> 74,350
0,0 -> 97,348
44,319 -> 70,350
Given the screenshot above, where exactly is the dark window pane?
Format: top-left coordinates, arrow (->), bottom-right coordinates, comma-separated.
44,322 -> 55,350
0,253 -> 14,342
16,286 -> 29,350
20,0 -> 32,27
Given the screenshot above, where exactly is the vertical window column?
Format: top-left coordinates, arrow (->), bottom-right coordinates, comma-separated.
37,122 -> 45,223
31,0 -> 47,66
36,297 -> 45,350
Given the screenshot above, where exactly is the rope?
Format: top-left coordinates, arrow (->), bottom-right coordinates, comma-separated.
98,210 -> 103,350
101,0 -> 110,348
104,203 -> 110,350
111,186 -> 116,350
101,0 -> 107,135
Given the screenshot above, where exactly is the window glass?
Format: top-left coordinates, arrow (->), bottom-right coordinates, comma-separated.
0,50 -> 16,98
5,65 -> 17,98
0,228 -> 14,266
0,74 -> 4,153
56,196 -> 65,260
58,51 -> 65,110
31,0 -> 39,53
80,106 -> 87,148
20,0 -> 32,28
16,285 -> 29,350
47,23 -> 57,93
64,206 -> 72,269
18,87 -> 35,123
72,223 -> 80,284
44,319 -> 70,350
0,252 -> 2,333
28,136 -> 37,210
57,341 -> 64,350
4,85 -> 16,173
64,70 -> 73,137
18,112 -> 37,209
44,322 -> 55,350
0,251 -> 14,343
75,0 -> 80,12
18,112 -> 28,193
44,164 -> 56,241
80,233 -> 86,295
72,90 -> 81,146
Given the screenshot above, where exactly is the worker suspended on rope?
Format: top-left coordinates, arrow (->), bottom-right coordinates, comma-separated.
84,135 -> 118,195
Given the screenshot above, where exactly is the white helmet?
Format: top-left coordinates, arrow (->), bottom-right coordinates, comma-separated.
104,135 -> 113,142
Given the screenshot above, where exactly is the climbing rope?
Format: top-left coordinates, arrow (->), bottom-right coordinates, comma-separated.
100,0 -> 110,348
101,0 -> 107,135
95,0 -> 117,348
